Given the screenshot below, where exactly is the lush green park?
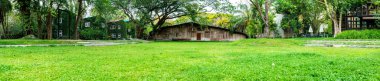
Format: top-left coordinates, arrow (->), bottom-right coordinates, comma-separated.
0,39 -> 379,80
1,0 -> 380,80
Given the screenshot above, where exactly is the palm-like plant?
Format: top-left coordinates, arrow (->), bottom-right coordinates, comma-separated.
231,4 -> 262,38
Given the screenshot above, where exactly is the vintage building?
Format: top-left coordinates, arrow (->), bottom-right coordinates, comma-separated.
80,17 -> 108,40
53,9 -> 76,39
343,2 -> 380,30
107,20 -> 134,40
81,17 -> 107,29
152,22 -> 248,41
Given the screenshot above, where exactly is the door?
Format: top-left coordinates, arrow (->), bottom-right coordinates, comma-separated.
196,33 -> 201,40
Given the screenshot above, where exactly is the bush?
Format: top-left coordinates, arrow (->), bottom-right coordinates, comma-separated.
80,29 -> 108,40
336,30 -> 380,39
20,35 -> 39,40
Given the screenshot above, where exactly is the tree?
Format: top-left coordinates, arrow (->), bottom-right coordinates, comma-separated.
71,0 -> 91,39
73,0 -> 85,39
31,0 -> 48,38
111,0 -> 222,39
15,0 -> 33,35
250,0 -> 272,38
112,0 -> 181,38
275,0 -> 325,36
319,0 -> 366,37
233,4 -> 262,37
0,0 -> 12,38
45,0 -> 54,39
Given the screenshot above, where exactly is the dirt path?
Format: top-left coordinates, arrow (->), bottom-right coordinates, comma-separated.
0,40 -> 142,48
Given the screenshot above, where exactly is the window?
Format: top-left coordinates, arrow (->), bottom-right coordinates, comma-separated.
111,33 -> 116,38
118,25 -> 121,29
128,29 -> 131,32
59,18 -> 63,24
58,30 -> 63,37
118,34 -> 122,38
111,25 -> 115,30
85,22 -> 90,27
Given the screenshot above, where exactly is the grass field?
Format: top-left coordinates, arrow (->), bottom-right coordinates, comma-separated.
0,39 -> 379,80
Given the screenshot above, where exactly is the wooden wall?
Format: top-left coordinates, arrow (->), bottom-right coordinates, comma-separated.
153,24 -> 247,41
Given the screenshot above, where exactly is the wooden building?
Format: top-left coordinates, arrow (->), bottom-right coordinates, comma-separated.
152,22 -> 248,41
343,2 -> 380,30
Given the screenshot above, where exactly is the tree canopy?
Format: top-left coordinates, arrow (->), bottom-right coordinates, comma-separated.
0,0 -> 378,39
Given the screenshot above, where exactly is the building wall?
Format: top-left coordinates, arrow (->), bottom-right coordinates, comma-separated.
153,25 -> 247,41
342,2 -> 380,30
107,21 -> 126,40
80,17 -> 108,40
53,10 -> 76,39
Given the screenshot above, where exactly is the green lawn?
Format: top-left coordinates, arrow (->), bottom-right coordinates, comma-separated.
0,39 -> 379,80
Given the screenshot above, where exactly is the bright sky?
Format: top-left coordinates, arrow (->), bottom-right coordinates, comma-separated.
229,0 -> 250,5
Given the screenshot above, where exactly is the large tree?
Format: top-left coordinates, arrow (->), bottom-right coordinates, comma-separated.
0,0 -> 12,38
250,0 -> 272,38
73,0 -> 86,39
15,0 -> 33,35
111,0 -> 220,39
319,0 -> 366,37
31,0 -> 48,38
112,0 -> 185,38
275,0 -> 325,36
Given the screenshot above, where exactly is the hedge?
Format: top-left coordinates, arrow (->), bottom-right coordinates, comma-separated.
80,29 -> 108,40
336,30 -> 380,39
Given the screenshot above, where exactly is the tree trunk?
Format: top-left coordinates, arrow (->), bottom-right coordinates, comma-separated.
323,0 -> 341,37
1,18 -> 6,38
46,13 -> 52,39
135,25 -> 144,39
46,1 -> 53,40
337,12 -> 343,35
263,0 -> 271,37
68,12 -> 72,39
74,0 -> 83,39
37,14 -> 43,39
1,24 -> 4,38
25,12 -> 32,35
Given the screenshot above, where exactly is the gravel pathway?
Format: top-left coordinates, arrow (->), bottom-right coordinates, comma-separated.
305,40 -> 380,48
0,41 -> 135,48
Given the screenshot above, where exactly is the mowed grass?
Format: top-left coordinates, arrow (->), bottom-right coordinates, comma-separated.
0,39 -> 379,80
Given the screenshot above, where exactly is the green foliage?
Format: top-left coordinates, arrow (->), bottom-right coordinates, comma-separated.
0,0 -> 12,18
111,0 -> 215,37
336,30 -> 380,39
79,28 -> 108,40
275,0 -> 325,35
20,35 -> 38,40
91,0 -> 117,19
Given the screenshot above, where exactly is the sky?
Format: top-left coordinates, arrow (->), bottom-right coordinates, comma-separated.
229,0 -> 250,5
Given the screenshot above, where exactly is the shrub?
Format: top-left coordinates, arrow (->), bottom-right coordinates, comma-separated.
336,30 -> 380,39
80,29 -> 108,40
